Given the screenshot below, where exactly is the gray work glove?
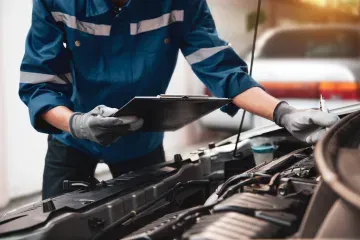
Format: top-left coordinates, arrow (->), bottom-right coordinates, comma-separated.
69,105 -> 143,147
274,102 -> 339,144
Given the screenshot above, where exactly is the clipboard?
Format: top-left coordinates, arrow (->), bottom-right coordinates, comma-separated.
112,95 -> 232,132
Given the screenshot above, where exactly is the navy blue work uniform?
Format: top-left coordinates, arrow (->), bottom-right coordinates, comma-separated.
19,0 -> 261,198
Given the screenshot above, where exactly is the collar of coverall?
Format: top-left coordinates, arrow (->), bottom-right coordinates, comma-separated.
85,0 -> 133,18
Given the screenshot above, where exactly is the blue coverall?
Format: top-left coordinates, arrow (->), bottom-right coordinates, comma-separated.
20,0 -> 261,164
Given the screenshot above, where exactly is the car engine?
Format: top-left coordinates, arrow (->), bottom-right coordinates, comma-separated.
1,106 -> 360,240
122,133 -> 316,240
122,106 -> 360,240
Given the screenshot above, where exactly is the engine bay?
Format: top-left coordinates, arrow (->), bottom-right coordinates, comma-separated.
0,124 -> 318,240
121,135 -> 317,240
2,105 -> 360,240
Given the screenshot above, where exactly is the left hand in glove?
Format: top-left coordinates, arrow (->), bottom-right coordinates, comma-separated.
273,101 -> 340,144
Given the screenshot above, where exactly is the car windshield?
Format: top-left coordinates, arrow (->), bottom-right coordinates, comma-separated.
258,29 -> 360,59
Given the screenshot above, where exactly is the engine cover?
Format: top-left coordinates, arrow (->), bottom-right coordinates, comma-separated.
0,160 -> 205,239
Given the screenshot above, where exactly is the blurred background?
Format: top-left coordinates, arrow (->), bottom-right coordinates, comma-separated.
1,0 -> 360,213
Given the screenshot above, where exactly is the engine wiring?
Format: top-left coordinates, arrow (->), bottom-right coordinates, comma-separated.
145,175 -> 274,239
218,175 -> 273,200
216,172 -> 272,197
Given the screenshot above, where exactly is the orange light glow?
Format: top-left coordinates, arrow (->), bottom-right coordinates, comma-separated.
302,0 -> 328,7
261,81 -> 360,100
300,0 -> 360,15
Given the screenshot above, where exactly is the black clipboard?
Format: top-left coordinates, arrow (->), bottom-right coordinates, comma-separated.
112,95 -> 232,132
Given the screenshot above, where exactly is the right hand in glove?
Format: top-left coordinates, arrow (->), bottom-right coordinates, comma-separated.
69,105 -> 143,146
273,102 -> 339,144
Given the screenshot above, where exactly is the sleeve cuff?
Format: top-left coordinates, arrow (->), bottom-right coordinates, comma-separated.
28,93 -> 73,134
220,103 -> 239,117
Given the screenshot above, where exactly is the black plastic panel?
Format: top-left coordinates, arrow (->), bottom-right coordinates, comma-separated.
0,160 -> 203,239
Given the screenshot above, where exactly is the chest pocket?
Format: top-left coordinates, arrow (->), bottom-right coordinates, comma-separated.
66,30 -> 101,80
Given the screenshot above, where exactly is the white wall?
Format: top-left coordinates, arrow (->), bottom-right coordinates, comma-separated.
0,0 -> 9,207
207,0 -> 258,55
1,0 -> 48,199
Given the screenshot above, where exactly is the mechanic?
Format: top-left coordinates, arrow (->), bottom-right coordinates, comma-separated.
19,0 -> 339,199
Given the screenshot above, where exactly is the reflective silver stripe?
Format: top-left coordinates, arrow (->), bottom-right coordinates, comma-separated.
51,12 -> 111,36
130,10 -> 184,35
186,45 -> 231,65
20,72 -> 72,85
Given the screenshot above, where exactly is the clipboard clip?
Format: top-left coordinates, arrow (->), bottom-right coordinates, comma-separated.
158,94 -> 209,99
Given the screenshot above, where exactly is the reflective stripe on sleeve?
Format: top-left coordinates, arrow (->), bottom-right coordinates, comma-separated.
186,45 -> 231,65
130,10 -> 184,35
20,72 -> 72,84
51,12 -> 111,36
